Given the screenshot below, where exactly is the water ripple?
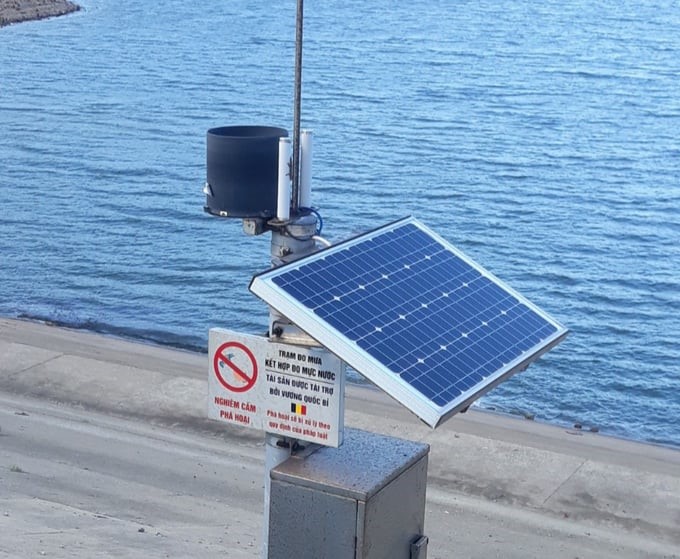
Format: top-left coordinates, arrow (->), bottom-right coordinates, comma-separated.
1,0 -> 678,447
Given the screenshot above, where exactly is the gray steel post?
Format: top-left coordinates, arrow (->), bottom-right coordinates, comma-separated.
262,433 -> 293,559
262,214 -> 319,558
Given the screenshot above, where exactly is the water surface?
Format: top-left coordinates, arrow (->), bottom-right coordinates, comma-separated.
1,0 -> 678,446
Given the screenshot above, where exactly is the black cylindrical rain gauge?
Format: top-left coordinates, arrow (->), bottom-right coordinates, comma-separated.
205,125 -> 289,218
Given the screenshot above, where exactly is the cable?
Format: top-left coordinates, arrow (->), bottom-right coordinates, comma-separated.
312,235 -> 332,248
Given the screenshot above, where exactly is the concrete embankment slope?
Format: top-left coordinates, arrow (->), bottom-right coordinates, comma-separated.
0,317 -> 679,557
0,0 -> 79,27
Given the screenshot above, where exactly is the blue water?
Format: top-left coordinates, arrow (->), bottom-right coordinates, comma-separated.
1,0 -> 679,447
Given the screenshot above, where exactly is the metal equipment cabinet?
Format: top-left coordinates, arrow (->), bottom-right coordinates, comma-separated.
268,428 -> 429,559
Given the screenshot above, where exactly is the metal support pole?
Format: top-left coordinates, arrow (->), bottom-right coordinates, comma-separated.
262,214 -> 318,558
262,434 -> 292,559
291,0 -> 304,214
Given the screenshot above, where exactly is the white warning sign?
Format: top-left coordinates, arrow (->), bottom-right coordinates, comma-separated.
208,328 -> 345,447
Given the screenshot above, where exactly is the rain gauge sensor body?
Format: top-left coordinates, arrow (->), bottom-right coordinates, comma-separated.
203,3 -> 568,558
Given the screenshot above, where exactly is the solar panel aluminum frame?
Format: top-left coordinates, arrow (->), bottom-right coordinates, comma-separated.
250,216 -> 568,428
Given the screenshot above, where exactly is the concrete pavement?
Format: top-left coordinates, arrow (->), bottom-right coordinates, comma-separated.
1,317 -> 679,557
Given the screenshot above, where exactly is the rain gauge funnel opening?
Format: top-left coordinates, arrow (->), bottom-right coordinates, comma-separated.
205,125 -> 289,218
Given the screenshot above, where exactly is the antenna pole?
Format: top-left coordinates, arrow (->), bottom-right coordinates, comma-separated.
291,0 -> 304,215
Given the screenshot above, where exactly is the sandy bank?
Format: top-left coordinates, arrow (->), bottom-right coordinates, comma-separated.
0,0 -> 80,27
0,315 -> 679,555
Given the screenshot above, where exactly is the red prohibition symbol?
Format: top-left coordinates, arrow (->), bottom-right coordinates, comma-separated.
213,341 -> 258,393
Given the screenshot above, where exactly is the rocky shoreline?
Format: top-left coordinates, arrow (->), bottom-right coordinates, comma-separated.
0,0 -> 80,27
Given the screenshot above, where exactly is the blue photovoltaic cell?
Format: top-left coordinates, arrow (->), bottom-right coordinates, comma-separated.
250,217 -> 568,427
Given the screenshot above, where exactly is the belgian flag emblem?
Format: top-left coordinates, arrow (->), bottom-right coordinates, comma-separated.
291,403 -> 307,415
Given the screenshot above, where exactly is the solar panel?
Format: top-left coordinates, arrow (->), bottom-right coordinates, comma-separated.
250,216 -> 568,428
